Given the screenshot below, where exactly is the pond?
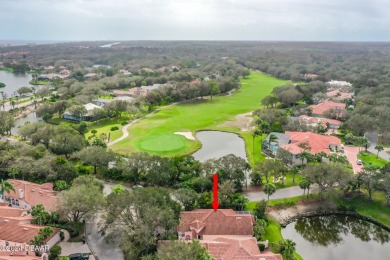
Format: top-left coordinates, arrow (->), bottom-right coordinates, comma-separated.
0,70 -> 33,97
282,214 -> 390,260
11,112 -> 41,136
192,131 -> 247,162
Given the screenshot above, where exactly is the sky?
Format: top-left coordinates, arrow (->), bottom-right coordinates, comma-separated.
1,0 -> 389,41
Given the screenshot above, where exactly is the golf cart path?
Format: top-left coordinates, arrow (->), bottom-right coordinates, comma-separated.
107,102 -> 179,147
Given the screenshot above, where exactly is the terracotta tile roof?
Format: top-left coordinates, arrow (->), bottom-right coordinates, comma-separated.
200,236 -> 282,260
5,180 -> 58,212
0,207 -> 27,218
299,115 -> 342,128
308,101 -> 346,116
178,209 -> 254,236
326,90 -> 353,100
280,131 -> 341,155
0,251 -> 41,260
0,217 -> 42,244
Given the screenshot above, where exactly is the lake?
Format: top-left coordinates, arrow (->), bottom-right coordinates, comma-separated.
282,214 -> 390,260
12,112 -> 41,136
192,131 -> 247,162
0,70 -> 33,97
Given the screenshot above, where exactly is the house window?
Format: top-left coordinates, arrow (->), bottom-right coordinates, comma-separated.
11,198 -> 15,205
15,200 -> 19,206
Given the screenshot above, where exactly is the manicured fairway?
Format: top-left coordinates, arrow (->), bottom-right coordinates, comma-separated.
111,72 -> 288,157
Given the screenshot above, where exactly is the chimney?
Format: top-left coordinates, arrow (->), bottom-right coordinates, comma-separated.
18,189 -> 24,199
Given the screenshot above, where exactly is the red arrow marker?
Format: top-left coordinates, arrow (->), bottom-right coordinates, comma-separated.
211,173 -> 220,212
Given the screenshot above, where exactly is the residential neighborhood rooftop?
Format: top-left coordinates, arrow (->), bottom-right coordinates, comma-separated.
308,101 -> 346,116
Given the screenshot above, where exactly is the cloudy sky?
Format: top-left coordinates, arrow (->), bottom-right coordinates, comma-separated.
1,0 -> 389,41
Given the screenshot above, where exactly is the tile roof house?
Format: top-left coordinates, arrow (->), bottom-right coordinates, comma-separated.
200,236 -> 282,260
298,115 -> 342,129
177,209 -> 255,240
175,209 -> 282,260
308,101 -> 346,117
0,205 -> 60,260
279,131 -> 342,166
4,180 -> 58,212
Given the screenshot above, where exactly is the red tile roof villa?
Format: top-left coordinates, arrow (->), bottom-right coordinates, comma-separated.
309,101 -> 346,116
4,180 -> 58,212
280,131 -> 341,155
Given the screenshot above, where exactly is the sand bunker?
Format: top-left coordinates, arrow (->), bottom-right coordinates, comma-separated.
174,131 -> 195,140
219,112 -> 254,132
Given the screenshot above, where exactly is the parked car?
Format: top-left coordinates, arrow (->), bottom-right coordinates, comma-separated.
356,159 -> 363,165
69,253 -> 89,260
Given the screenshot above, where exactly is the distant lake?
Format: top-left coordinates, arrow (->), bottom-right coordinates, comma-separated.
12,112 -> 41,136
282,215 -> 390,260
0,71 -> 33,97
192,131 -> 247,162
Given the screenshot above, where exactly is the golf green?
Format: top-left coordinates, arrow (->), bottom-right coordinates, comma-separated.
139,133 -> 186,152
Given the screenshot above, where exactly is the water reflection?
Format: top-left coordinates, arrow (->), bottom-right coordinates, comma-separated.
294,215 -> 390,246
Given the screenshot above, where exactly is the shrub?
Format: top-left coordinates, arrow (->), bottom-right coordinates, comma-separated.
59,230 -> 65,241
259,244 -> 266,252
121,121 -> 128,126
49,245 -> 62,260
110,126 -> 119,131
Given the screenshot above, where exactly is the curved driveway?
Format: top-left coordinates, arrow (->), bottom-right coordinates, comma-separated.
244,185 -> 318,202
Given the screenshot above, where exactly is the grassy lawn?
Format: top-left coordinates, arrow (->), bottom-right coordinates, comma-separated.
274,173 -> 303,189
85,117 -> 128,142
111,72 -> 287,159
358,151 -> 388,168
47,117 -> 78,127
29,80 -> 51,85
337,192 -> 390,227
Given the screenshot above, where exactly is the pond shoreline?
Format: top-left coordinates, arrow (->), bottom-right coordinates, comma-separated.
273,203 -> 390,232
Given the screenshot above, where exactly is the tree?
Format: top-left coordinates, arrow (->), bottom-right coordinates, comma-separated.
268,133 -> 278,148
253,200 -> 267,220
0,111 -> 15,135
253,219 -> 267,241
0,82 -> 5,88
290,166 -> 300,184
157,240 -> 213,260
172,188 -> 199,211
264,183 -> 276,201
54,180 -> 68,191
356,170 -> 380,200
253,159 -> 286,184
279,239 -> 296,260
209,82 -> 220,100
67,105 -> 87,120
35,87 -> 51,101
73,146 -> 115,174
58,175 -> 104,222
375,144 -> 384,159
299,179 -> 311,198
17,86 -> 32,96
31,204 -> 50,225
77,122 -> 88,136
303,163 -> 353,200
0,179 -> 15,198
102,188 -> 180,259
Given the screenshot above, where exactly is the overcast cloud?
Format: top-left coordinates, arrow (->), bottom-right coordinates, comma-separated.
1,0 -> 389,41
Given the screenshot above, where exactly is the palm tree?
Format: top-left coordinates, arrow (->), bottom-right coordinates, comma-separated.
291,166 -> 300,184
299,179 -> 311,198
10,100 -> 16,109
0,180 -> 15,199
298,150 -> 311,166
268,133 -> 278,151
375,144 -> 384,159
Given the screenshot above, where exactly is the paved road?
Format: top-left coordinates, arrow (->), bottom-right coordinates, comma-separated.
85,183 -> 131,260
244,186 -> 308,201
366,132 -> 390,162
